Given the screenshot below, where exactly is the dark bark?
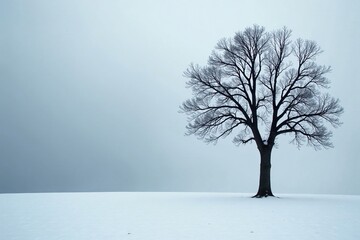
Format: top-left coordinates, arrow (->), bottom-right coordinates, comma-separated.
253,145 -> 274,198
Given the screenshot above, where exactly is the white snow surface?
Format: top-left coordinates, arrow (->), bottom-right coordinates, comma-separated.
1,192 -> 359,240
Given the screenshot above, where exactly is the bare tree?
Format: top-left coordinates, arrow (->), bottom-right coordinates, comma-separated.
180,25 -> 343,197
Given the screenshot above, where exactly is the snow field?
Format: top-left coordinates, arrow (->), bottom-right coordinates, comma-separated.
0,192 -> 359,240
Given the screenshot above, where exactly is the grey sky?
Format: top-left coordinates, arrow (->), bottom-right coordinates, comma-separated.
0,0 -> 359,194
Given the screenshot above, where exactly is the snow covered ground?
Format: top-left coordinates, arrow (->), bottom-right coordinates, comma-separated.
0,192 -> 359,240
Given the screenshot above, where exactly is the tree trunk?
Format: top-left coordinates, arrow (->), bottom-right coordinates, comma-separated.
253,146 -> 274,198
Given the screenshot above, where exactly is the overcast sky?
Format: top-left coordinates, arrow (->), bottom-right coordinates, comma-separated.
0,0 -> 359,195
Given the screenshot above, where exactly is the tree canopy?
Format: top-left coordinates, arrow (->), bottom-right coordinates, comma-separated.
181,25 -> 343,150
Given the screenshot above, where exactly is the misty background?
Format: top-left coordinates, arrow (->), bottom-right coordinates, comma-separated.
0,0 -> 359,194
